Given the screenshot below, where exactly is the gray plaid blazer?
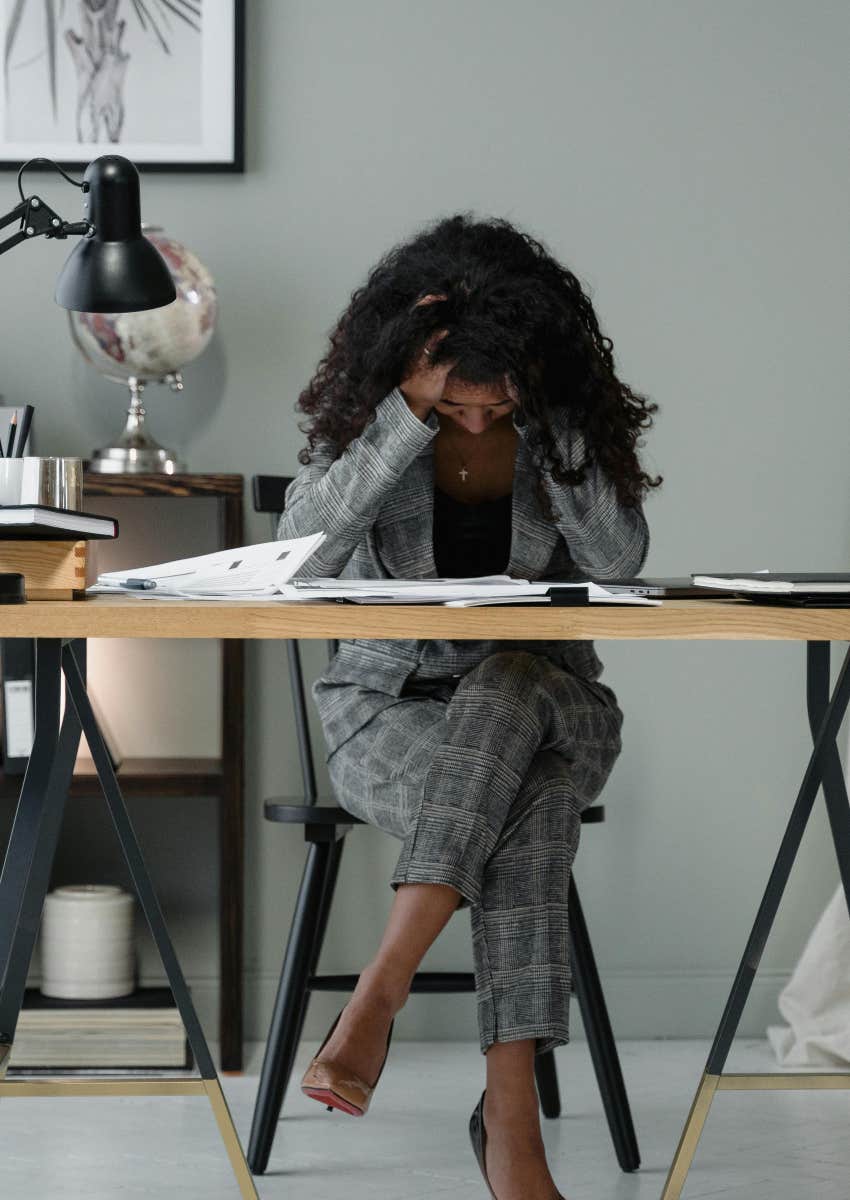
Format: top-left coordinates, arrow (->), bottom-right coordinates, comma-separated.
278,386 -> 649,756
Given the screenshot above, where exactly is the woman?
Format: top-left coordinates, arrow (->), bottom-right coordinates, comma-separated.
279,214 -> 660,1200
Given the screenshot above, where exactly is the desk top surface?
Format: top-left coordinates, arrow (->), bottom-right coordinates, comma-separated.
0,596 -> 847,640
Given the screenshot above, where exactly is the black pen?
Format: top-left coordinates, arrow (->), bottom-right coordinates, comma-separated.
6,412 -> 17,459
121,578 -> 157,590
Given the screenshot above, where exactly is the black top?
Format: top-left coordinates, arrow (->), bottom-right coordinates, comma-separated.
432,485 -> 513,578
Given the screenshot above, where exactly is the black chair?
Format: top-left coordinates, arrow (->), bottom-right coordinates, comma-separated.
247,473 -> 640,1177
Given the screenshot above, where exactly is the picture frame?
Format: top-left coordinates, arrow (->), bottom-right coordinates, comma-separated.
0,0 -> 245,173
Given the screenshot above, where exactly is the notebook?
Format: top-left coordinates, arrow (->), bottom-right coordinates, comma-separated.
0,505 -> 117,540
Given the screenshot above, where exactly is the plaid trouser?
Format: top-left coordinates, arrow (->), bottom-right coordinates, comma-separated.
320,650 -> 623,1055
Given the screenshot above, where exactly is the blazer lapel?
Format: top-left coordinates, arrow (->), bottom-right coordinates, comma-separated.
374,446 -> 440,578
374,434 -> 559,582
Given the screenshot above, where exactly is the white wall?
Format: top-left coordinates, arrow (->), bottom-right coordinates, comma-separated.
4,1 -> 849,1046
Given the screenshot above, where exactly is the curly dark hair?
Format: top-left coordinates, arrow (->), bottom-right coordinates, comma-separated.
296,214 -> 661,507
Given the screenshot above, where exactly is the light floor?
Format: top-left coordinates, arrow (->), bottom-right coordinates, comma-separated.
2,1037 -> 848,1199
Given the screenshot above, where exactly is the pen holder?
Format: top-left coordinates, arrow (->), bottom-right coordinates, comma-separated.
0,460 -> 23,506
20,457 -> 83,511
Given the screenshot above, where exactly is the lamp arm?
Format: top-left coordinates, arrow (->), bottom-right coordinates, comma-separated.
0,194 -> 92,257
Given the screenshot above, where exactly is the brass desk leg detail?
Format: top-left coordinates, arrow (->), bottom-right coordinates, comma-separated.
205,1078 -> 260,1200
660,1071 -> 719,1200
717,1072 -> 850,1092
660,1071 -> 850,1199
0,1043 -> 10,1081
0,1076 -> 259,1198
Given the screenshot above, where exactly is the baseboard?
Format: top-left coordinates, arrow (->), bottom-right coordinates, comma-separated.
24,967 -> 792,1046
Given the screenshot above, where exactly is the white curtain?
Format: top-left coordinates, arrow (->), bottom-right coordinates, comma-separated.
766,726 -> 850,1067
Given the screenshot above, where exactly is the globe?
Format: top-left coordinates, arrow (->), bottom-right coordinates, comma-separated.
69,228 -> 218,473
70,229 -> 217,381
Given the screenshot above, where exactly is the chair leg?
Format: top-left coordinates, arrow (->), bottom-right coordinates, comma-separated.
288,831 -> 347,1062
534,1049 -> 562,1118
247,835 -> 345,1175
569,875 -> 641,1172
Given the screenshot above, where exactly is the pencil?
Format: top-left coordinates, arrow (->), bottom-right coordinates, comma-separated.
6,412 -> 17,459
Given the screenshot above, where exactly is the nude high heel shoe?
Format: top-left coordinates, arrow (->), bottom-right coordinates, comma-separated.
300,1007 -> 394,1117
469,1090 -> 565,1199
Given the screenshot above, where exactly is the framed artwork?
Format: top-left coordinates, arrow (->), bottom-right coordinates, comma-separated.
0,0 -> 245,172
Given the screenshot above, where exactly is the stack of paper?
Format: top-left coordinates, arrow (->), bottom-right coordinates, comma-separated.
10,988 -> 188,1070
88,536 -> 658,605
283,576 -> 658,605
89,534 -> 327,598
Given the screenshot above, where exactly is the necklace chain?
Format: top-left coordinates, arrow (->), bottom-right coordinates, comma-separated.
441,424 -> 517,483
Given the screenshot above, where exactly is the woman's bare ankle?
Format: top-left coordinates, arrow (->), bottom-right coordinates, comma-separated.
484,1038 -> 539,1116
354,961 -> 411,1014
484,1083 -> 540,1124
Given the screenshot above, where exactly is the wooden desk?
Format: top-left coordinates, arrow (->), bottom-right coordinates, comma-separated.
0,598 -> 847,1200
0,594 -> 848,639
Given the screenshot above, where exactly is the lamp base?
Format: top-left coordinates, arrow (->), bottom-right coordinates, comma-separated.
87,376 -> 184,475
87,445 -> 183,474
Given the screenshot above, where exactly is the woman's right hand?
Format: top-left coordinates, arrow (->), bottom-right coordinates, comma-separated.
399,294 -> 455,421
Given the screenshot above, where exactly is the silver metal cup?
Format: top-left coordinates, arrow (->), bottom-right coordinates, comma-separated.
20,457 -> 84,511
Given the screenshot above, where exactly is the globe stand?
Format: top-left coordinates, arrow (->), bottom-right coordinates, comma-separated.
88,376 -> 184,475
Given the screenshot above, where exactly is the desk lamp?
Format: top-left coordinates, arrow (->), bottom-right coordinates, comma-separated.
0,154 -> 175,312
0,154 -> 173,600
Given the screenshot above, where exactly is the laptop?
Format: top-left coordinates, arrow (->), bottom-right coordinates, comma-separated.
596,577 -> 736,599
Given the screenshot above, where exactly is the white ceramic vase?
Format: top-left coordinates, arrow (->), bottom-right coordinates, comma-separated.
39,885 -> 136,1000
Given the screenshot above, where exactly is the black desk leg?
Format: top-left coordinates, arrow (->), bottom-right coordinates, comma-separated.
0,641 -> 258,1200
806,643 -> 850,914
0,639 -> 75,1075
661,642 -> 850,1200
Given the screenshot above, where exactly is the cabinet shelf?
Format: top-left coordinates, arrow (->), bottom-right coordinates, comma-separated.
1,757 -> 223,799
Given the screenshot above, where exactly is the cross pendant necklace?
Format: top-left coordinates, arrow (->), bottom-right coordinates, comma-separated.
454,449 -> 471,482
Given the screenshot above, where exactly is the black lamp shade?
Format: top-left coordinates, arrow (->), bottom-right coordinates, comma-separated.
54,155 -> 177,313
